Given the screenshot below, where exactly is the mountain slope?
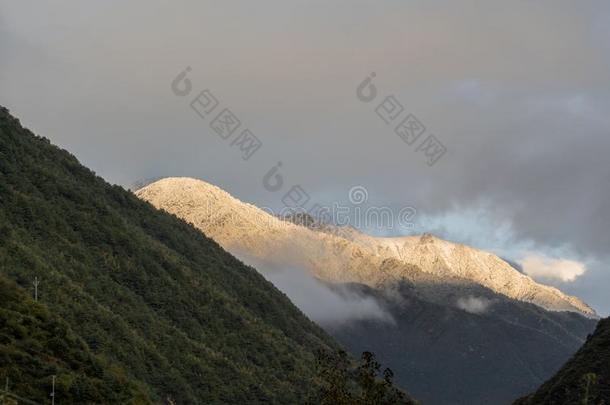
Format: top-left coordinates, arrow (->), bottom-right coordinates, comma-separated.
136,176 -> 598,405
0,275 -> 152,404
136,177 -> 594,317
0,106 -> 339,403
515,316 -> 610,404
328,281 -> 595,405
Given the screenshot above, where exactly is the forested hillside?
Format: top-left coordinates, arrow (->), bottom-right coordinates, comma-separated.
0,106 -> 339,403
515,316 -> 609,404
0,275 -> 152,404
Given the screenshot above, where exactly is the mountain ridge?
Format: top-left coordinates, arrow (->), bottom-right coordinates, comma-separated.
135,176 -> 598,405
136,176 -> 595,317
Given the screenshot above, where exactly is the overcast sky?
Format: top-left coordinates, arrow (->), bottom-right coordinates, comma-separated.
1,0 -> 609,314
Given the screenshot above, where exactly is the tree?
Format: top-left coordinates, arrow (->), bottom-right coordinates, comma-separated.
312,350 -> 415,404
580,373 -> 598,405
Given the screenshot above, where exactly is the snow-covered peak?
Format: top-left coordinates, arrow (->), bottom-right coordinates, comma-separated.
136,177 -> 596,317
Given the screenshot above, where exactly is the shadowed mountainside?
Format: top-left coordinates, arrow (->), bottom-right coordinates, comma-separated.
514,316 -> 610,404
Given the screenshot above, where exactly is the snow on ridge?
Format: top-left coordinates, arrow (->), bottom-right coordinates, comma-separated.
136,177 -> 597,317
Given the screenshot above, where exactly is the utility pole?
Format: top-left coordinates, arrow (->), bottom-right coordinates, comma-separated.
50,375 -> 55,405
33,277 -> 40,301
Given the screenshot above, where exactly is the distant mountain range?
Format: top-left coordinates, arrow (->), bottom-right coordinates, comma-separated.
136,177 -> 598,404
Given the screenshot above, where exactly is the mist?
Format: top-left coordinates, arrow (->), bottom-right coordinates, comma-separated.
456,296 -> 494,315
235,253 -> 394,327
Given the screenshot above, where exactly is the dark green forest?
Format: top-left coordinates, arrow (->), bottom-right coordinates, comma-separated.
0,106 -> 340,403
0,106 -> 414,404
0,275 -> 152,403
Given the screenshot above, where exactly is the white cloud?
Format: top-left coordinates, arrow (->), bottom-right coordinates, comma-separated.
263,267 -> 395,326
232,252 -> 395,326
456,296 -> 493,314
521,254 -> 587,282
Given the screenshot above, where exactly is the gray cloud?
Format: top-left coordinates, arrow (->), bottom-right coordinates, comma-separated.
1,0 -> 609,314
234,254 -> 394,326
264,268 -> 395,326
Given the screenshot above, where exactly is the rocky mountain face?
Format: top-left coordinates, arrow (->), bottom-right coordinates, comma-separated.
137,177 -> 594,316
137,177 -> 599,405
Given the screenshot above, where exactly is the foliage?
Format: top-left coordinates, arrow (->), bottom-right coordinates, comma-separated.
311,350 -> 415,405
0,276 -> 151,404
0,106 -> 340,403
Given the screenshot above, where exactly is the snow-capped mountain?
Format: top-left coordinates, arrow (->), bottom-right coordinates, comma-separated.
135,177 -> 599,404
135,177 -> 594,317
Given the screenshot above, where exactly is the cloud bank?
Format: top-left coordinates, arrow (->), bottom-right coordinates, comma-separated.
521,255 -> 587,282
234,253 -> 394,326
